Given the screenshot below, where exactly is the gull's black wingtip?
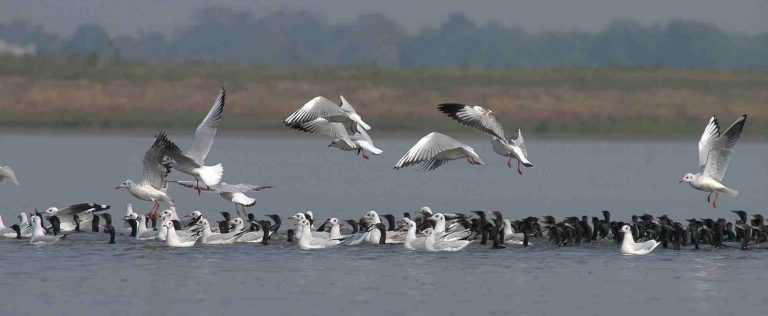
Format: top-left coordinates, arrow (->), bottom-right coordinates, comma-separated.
437,103 -> 465,114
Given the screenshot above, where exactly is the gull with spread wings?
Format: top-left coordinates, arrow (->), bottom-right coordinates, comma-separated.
284,95 -> 371,136
115,132 -> 174,217
438,103 -> 533,175
163,88 -> 226,194
679,114 -> 747,208
171,181 -> 273,219
395,132 -> 483,171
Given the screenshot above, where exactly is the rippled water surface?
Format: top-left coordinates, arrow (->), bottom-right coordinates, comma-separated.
1,134 -> 767,315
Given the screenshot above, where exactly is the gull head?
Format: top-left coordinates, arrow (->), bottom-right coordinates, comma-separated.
619,225 -> 631,233
328,218 -> 339,226
116,180 -> 132,190
197,218 -> 211,229
431,213 -> 445,223
419,207 -> 433,217
364,210 -> 379,219
159,209 -> 173,220
679,173 -> 695,184
229,218 -> 244,231
290,213 -> 306,221
44,207 -> 59,216
328,140 -> 337,148
162,220 -> 174,230
297,218 -> 310,228
186,211 -> 202,219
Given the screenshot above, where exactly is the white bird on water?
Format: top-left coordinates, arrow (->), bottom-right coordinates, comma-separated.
424,228 -> 471,252
0,215 -> 21,238
29,216 -> 66,246
116,132 -> 174,216
403,218 -> 426,250
171,181 -> 273,219
679,114 -> 747,208
0,165 -> 19,185
438,103 -> 533,175
296,218 -> 340,250
135,215 -> 159,240
619,225 -> 659,255
395,132 -> 483,171
163,88 -> 226,193
196,218 -> 243,245
163,220 -> 199,247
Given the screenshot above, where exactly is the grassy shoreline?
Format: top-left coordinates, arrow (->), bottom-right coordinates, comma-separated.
2,58 -> 767,136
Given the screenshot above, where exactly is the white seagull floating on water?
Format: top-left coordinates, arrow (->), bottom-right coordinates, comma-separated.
29,216 -> 67,246
163,88 -> 226,193
395,132 -> 483,171
296,218 -> 341,250
619,225 -> 659,255
438,103 -> 533,175
162,220 -> 199,247
196,218 -> 243,245
424,227 -> 472,252
679,114 -> 747,208
403,218 -> 426,250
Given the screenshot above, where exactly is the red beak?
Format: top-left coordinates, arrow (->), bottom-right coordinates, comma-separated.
678,180 -> 684,184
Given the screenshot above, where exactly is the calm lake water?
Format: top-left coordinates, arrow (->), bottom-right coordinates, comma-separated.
0,133 -> 767,315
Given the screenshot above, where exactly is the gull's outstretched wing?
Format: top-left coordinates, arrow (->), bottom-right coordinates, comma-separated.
288,118 -> 354,147
438,103 -> 505,140
703,115 -> 747,182
218,183 -> 274,193
170,180 -> 218,192
395,132 -> 469,171
510,129 -> 528,159
186,87 -> 225,165
698,116 -> 720,169
284,96 -> 347,125
141,132 -> 173,189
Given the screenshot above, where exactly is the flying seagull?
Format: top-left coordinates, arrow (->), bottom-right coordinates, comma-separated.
116,132 -> 174,217
328,128 -> 383,159
679,114 -> 747,208
284,96 -> 371,136
171,181 -> 273,219
438,103 -> 533,175
163,88 -> 226,193
395,132 -> 483,171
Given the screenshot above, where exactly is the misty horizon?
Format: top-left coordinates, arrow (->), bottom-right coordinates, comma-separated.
1,0 -> 768,37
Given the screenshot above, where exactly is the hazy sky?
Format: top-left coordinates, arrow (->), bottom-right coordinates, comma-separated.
2,0 -> 767,37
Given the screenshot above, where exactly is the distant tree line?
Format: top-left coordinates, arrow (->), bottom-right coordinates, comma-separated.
2,6 -> 767,68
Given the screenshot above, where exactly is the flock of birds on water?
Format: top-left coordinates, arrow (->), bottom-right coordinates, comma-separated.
0,87 -> 757,255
